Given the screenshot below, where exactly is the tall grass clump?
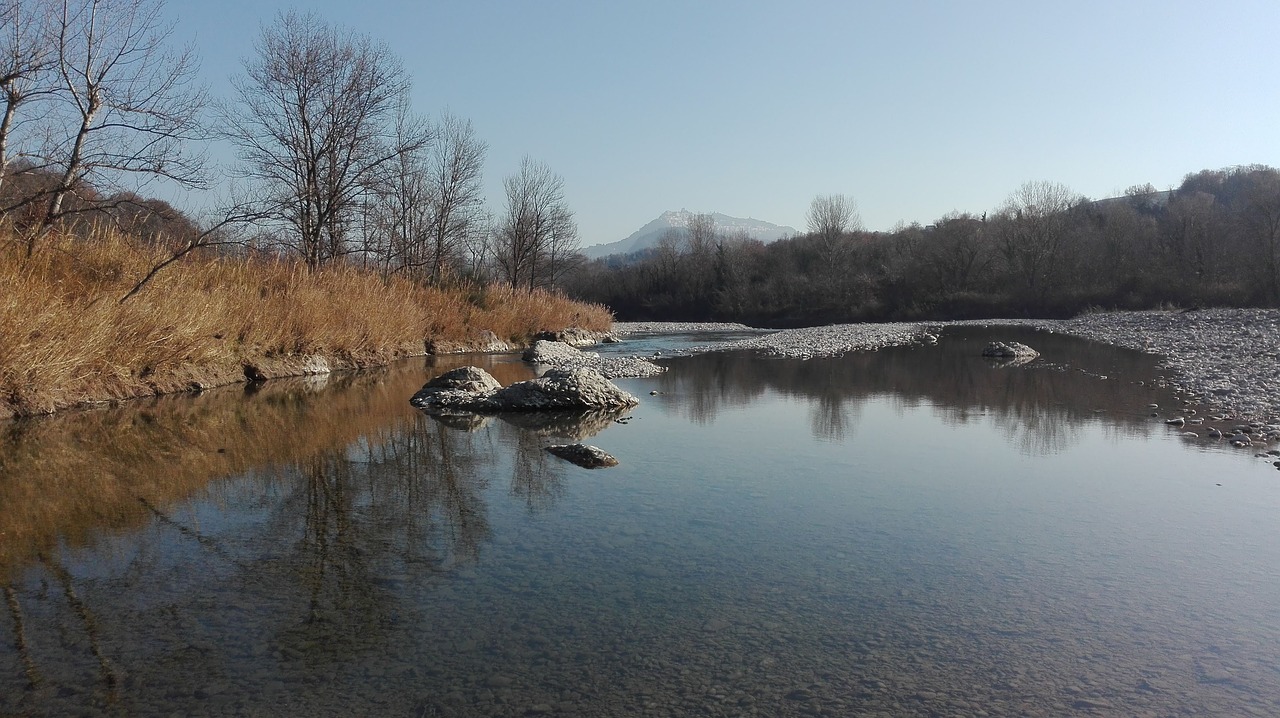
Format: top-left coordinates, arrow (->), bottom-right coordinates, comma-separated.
0,227 -> 612,418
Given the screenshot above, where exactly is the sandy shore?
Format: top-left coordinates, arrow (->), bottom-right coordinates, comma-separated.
607,310 -> 1280,425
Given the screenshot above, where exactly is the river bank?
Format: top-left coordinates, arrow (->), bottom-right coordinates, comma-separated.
1,230 -> 611,420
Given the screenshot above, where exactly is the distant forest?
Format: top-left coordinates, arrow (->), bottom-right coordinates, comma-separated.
563,165 -> 1280,326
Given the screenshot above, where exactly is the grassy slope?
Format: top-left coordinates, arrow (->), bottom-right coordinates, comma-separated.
0,229 -> 611,418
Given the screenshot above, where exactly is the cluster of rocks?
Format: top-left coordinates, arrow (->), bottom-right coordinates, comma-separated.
411,363 -> 632,469
522,339 -> 665,379
411,365 -> 638,413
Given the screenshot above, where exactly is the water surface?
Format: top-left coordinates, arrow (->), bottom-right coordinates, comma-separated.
2,328 -> 1278,717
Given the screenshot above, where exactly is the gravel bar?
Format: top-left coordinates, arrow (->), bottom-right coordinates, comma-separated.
605,310 -> 1280,424
612,321 -> 758,334
698,322 -> 929,357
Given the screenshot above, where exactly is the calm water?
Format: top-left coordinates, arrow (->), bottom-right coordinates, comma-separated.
2,328 -> 1279,717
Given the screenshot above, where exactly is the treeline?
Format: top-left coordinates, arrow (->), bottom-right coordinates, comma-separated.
564,165 -> 1280,325
0,1 -> 580,291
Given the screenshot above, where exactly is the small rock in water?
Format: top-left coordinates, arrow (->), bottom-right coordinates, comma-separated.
1165,417 -> 1186,427
982,341 -> 1039,360
545,444 -> 619,468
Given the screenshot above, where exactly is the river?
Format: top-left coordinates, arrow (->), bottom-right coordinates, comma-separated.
2,327 -> 1278,716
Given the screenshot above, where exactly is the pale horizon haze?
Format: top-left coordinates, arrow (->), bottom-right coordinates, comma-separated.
165,0 -> 1280,248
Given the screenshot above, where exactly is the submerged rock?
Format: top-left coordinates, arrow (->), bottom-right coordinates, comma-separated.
545,444 -> 619,468
410,366 -> 639,412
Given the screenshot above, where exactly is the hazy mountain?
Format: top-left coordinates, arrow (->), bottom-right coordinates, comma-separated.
581,210 -> 797,260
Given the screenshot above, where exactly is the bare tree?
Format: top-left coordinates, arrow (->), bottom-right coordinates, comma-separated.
804,194 -> 863,304
806,193 -> 861,240
922,211 -> 992,293
994,180 -> 1082,298
225,11 -> 427,267
492,156 -> 577,291
27,0 -> 207,252
1236,168 -> 1280,301
424,110 -> 486,283
363,99 -> 432,276
0,0 -> 57,200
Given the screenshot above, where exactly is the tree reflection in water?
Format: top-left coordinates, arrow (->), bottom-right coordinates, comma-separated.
0,354 -> 603,714
652,327 -> 1177,456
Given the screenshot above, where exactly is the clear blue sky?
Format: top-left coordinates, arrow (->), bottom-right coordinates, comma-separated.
169,0 -> 1280,247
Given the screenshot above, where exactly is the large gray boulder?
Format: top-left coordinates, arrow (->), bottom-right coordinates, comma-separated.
410,366 -> 639,412
493,367 -> 639,410
422,366 -> 503,393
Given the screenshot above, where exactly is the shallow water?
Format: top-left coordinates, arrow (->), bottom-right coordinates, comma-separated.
2,328 -> 1279,717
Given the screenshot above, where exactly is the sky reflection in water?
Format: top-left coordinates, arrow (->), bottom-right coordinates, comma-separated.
2,328 -> 1279,717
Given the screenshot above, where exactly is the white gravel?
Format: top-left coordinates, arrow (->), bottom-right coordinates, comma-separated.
604,310 -> 1280,423
698,322 -> 929,357
612,321 -> 758,334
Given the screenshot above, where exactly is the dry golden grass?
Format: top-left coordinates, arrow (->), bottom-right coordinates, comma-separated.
0,227 -> 611,418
